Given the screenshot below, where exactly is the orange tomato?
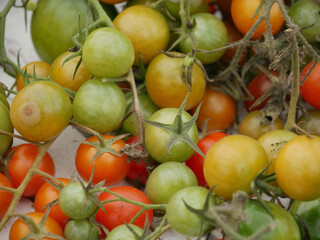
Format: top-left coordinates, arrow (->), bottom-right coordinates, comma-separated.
0,173 -> 13,220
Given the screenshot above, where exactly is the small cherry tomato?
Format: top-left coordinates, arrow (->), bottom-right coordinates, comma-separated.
64,219 -> 99,240
297,109 -> 320,136
106,224 -> 143,240
0,102 -> 13,157
0,173 -> 13,220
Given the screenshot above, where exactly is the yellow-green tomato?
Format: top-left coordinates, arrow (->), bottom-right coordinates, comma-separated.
106,224 -> 143,240
10,81 -> 72,142
204,135 -> 268,200
0,102 -> 13,156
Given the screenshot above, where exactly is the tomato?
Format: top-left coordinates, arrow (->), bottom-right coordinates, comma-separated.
16,61 -> 51,91
297,109 -> 320,136
96,186 -> 153,231
82,27 -> 134,78
0,86 -> 9,109
290,197 -> 320,240
231,0 -> 284,39
0,102 -> 13,157
275,135 -> 320,201
9,212 -> 64,240
64,219 -> 99,240
257,130 -> 297,176
237,200 -> 300,240
146,52 -> 206,110
166,186 -> 215,237
179,13 -> 228,64
114,5 -> 170,65
75,134 -> 130,186
300,61 -> 320,110
72,78 -> 126,133
145,162 -> 198,204
145,108 -> 198,163
244,71 -> 277,112
106,224 -> 143,240
163,0 -> 210,19
185,131 -> 228,187
190,87 -> 236,131
0,173 -> 13,220
121,92 -> 159,136
59,181 -> 96,220
10,81 -> 72,142
50,51 -> 92,92
204,135 -> 268,200
34,178 -> 70,229
8,144 -> 55,197
289,0 -> 320,43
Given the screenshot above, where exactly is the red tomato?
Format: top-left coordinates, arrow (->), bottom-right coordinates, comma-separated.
185,132 -> 228,187
0,173 -> 13,220
34,178 -> 70,229
8,144 -> 55,197
75,135 -> 130,186
96,186 -> 153,231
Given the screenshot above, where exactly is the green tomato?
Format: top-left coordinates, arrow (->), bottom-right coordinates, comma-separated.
82,27 -> 135,78
166,186 -> 215,237
106,224 -> 143,240
145,162 -> 198,204
73,78 -> 126,133
64,219 -> 99,240
163,0 -> 209,19
0,87 -> 9,109
179,13 -> 228,64
0,102 -> 13,157
297,109 -> 320,137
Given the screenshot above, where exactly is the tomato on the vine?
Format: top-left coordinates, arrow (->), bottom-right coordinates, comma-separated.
0,173 -> 13,220
0,101 -> 13,157
297,109 -> 320,136
106,224 -> 144,240
64,219 -> 99,240
163,0 -> 210,19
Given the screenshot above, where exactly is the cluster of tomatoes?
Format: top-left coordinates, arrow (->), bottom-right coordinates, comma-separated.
1,0 -> 320,239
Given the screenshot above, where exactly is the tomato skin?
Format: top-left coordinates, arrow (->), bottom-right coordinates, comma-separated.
50,51 -> 92,92
114,5 -> 170,65
75,134 -> 130,186
145,162 -> 198,204
0,87 -> 9,109
300,61 -> 320,110
163,0 -> 210,19
297,109 -> 320,136
0,173 -> 13,220
0,102 -> 13,157
145,108 -> 198,163
10,81 -> 72,142
82,27 -> 135,78
106,224 -> 144,240
34,178 -> 70,229
96,186 -> 153,231
72,78 -> 126,133
179,13 -> 228,64
185,132 -> 228,187
238,200 -> 300,240
8,144 -> 55,197
166,186 -> 215,237
190,88 -> 236,131
276,135 -> 320,201
145,52 -> 206,110
16,61 -> 51,91
64,219 -> 99,240
9,212 -> 64,240
204,135 -> 268,200
231,0 -> 284,39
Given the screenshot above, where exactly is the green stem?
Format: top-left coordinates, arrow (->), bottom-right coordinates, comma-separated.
89,0 -> 115,28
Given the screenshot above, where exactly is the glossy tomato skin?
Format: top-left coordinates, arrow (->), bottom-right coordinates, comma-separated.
179,13 -> 228,64
0,87 -> 9,109
300,61 -> 320,110
114,5 -> 170,65
64,219 -> 99,240
237,200 -> 300,240
0,173 -> 13,220
75,135 -> 130,186
231,0 -> 284,39
0,102 -> 13,157
145,162 -> 198,204
34,178 -> 70,229
204,135 -> 268,200
10,81 -> 72,142
96,186 -> 153,231
145,108 -> 198,163
9,212 -> 64,240
8,144 -> 55,197
276,135 -> 320,201
190,88 -> 236,131
297,109 -> 320,136
106,224 -> 144,240
72,78 -> 126,133
185,132 -> 228,187
166,186 -> 216,237
82,27 -> 134,78
50,51 -> 92,92
16,61 -> 51,91
145,52 -> 206,110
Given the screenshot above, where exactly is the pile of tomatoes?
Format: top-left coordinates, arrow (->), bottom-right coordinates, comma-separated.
1,0 -> 320,239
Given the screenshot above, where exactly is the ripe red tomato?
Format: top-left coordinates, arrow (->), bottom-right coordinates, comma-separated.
75,135 -> 130,186
185,132 -> 228,187
0,173 -> 13,220
96,186 -> 153,231
8,144 -> 55,197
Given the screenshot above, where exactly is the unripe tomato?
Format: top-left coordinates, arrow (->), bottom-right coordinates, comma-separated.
0,102 -> 13,157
